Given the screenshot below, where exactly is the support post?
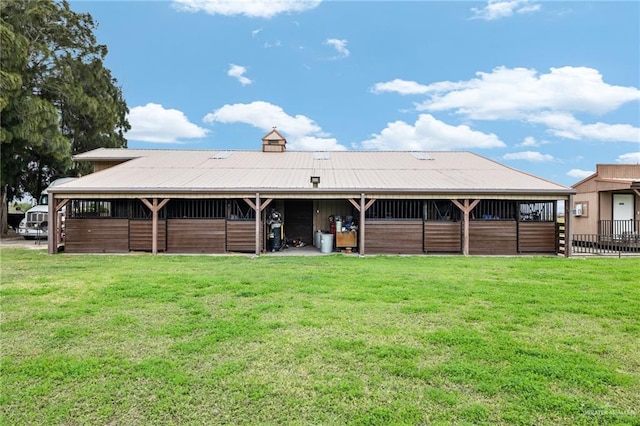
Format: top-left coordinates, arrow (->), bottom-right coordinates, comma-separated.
451,199 -> 480,256
360,193 -> 365,256
141,198 -> 170,255
565,195 -> 573,257
255,193 -> 261,256
48,195 -> 56,254
48,197 -> 70,254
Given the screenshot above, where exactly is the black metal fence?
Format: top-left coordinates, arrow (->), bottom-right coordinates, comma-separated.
572,233 -> 640,255
598,220 -> 640,235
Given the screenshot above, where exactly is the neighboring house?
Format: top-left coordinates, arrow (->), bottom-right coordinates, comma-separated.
47,130 -> 574,256
572,164 -> 640,237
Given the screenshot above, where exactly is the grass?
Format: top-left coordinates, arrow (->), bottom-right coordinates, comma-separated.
1,248 -> 639,425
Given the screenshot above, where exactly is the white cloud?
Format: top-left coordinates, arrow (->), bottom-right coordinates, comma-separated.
203,101 -> 346,150
503,151 -> 556,162
263,40 -> 282,48
227,64 -> 253,86
405,66 -> 640,144
531,112 -> 640,143
566,169 -> 594,179
371,79 -> 430,95
360,114 -> 506,151
126,103 -> 208,143
518,136 -> 539,147
416,66 -> 640,120
173,0 -> 321,18
324,38 -> 349,59
295,136 -> 345,151
251,28 -> 262,37
470,0 -> 541,21
617,152 -> 640,164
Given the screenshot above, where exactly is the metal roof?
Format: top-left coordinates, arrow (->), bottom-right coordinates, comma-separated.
55,149 -> 573,196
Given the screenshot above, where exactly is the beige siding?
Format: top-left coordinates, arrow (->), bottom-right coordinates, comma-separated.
313,200 -> 354,233
597,164 -> 640,179
573,192 -> 599,234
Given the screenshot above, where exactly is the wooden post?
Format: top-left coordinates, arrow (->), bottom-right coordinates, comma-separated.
360,193 -> 366,256
56,211 -> 63,248
244,196 -> 272,256
451,199 -> 480,256
255,193 -> 261,256
151,199 -> 158,254
141,198 -> 169,255
48,194 -> 56,254
565,195 -> 573,257
48,198 -> 69,254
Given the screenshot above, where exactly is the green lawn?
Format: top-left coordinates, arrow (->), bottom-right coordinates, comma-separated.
1,249 -> 639,425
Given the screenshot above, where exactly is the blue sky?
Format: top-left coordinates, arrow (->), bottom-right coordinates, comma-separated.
72,0 -> 639,186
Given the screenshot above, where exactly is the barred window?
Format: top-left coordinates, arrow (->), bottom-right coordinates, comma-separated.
228,199 -> 255,220
366,200 -> 423,219
471,200 -> 517,221
130,199 -> 168,220
69,199 -> 129,218
519,202 -> 555,222
424,200 -> 461,221
165,199 -> 225,219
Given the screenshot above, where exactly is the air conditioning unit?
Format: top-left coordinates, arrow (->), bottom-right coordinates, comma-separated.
574,203 -> 583,216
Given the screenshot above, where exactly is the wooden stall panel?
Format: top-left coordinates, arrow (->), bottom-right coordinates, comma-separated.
469,221 -> 517,255
226,220 -> 256,252
65,219 -> 129,253
365,220 -> 423,254
129,220 -> 166,252
167,219 -> 225,253
424,221 -> 461,253
518,222 -> 556,253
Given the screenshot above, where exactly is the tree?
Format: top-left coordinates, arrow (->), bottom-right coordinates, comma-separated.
0,0 -> 129,235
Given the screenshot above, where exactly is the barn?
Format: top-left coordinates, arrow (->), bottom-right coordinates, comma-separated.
47,130 -> 574,256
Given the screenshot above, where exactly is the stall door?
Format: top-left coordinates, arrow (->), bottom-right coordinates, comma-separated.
613,194 -> 634,234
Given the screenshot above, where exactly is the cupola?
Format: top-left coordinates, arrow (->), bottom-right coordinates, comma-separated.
261,128 -> 287,152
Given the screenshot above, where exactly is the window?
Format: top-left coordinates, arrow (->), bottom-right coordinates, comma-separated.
424,200 -> 460,221
472,200 -> 517,221
519,202 -> 555,222
69,199 -> 129,218
366,200 -> 423,219
165,199 -> 226,219
228,199 -> 256,220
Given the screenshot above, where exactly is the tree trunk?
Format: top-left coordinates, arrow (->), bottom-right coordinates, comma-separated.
1,185 -> 8,237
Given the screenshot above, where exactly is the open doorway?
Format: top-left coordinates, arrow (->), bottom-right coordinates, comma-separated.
284,200 -> 313,246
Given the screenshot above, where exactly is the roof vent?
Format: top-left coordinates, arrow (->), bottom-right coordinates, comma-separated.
411,152 -> 434,160
313,152 -> 330,160
210,151 -> 234,159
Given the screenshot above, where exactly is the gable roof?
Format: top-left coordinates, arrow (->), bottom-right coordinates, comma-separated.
261,128 -> 286,142
52,149 -> 573,197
